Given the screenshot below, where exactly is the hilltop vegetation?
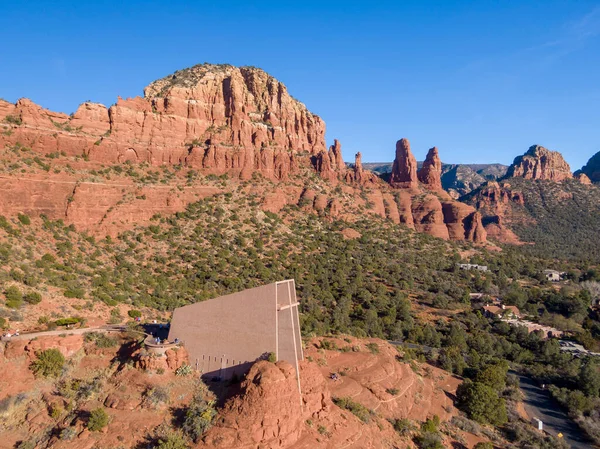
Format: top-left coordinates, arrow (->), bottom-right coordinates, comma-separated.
1,178 -> 600,445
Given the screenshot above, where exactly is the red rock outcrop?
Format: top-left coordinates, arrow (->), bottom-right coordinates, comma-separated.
0,65 -> 488,244
384,138 -> 486,242
578,151 -> 600,183
506,145 -> 573,181
199,337 -> 465,449
0,64 -> 327,181
465,181 -> 530,244
313,150 -> 337,182
418,146 -> 443,190
4,334 -> 84,360
328,139 -> 344,170
464,211 -> 487,243
441,202 -> 486,242
575,172 -> 592,185
411,195 -> 450,240
345,152 -> 378,185
473,181 -> 524,210
389,138 -> 419,188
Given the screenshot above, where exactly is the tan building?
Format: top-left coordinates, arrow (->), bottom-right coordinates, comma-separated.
483,304 -> 521,319
168,280 -> 303,383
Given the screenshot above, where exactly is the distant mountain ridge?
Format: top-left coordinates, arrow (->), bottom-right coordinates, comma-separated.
359,161 -> 509,197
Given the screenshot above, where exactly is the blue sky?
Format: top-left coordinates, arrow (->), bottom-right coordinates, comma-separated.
0,1 -> 598,168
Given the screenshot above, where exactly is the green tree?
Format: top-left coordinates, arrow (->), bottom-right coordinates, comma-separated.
578,360 -> 600,398
87,407 -> 109,431
439,346 -> 466,375
128,309 -> 142,319
475,361 -> 509,392
24,291 -> 42,305
456,380 -> 508,426
5,285 -> 23,308
30,348 -> 65,378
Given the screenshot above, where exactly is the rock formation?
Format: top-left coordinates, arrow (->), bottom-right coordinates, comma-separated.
0,64 -> 327,181
577,151 -> 600,183
389,138 -> 419,188
463,181 -> 530,244
0,64 -> 488,244
506,145 -> 573,181
345,151 -> 377,185
575,172 -> 592,185
198,337 -> 465,449
418,146 -> 443,190
328,139 -> 344,170
383,138 -> 486,242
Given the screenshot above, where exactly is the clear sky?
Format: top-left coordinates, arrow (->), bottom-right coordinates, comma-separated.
1,1 -> 598,168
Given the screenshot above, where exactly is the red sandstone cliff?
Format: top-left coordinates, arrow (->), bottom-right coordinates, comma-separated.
0,64 -> 487,243
506,145 -> 572,181
0,64 -> 326,181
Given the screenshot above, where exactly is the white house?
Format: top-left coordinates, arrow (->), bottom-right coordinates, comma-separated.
544,270 -> 563,282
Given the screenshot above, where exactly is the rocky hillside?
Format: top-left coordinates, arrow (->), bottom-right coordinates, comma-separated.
506,145 -> 572,181
0,63 -> 486,243
362,161 -> 508,197
464,145 -> 600,261
576,150 -> 600,183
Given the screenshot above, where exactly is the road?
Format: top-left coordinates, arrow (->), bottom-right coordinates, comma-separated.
388,341 -> 594,448
515,373 -> 594,449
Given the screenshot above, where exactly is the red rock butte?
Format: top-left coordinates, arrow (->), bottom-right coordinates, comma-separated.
0,64 -> 327,180
0,63 -> 487,243
506,145 -> 573,182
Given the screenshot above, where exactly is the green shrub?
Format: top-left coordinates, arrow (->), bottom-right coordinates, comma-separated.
4,115 -> 22,125
54,317 -> 80,327
182,395 -> 217,442
175,364 -> 193,376
87,407 -> 109,431
0,317 -> 6,329
156,431 -> 189,449
64,286 -> 85,299
267,352 -> 277,363
16,441 -> 35,449
333,397 -> 373,423
474,443 -> 494,449
420,415 -> 440,433
30,348 -> 65,378
24,292 -> 42,305
366,342 -> 380,354
60,427 -> 77,440
391,418 -> 417,436
415,431 -> 444,449
108,308 -> 122,324
128,309 -> 142,319
17,213 -> 31,225
85,332 -> 118,348
144,386 -> 170,408
5,285 -> 23,308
